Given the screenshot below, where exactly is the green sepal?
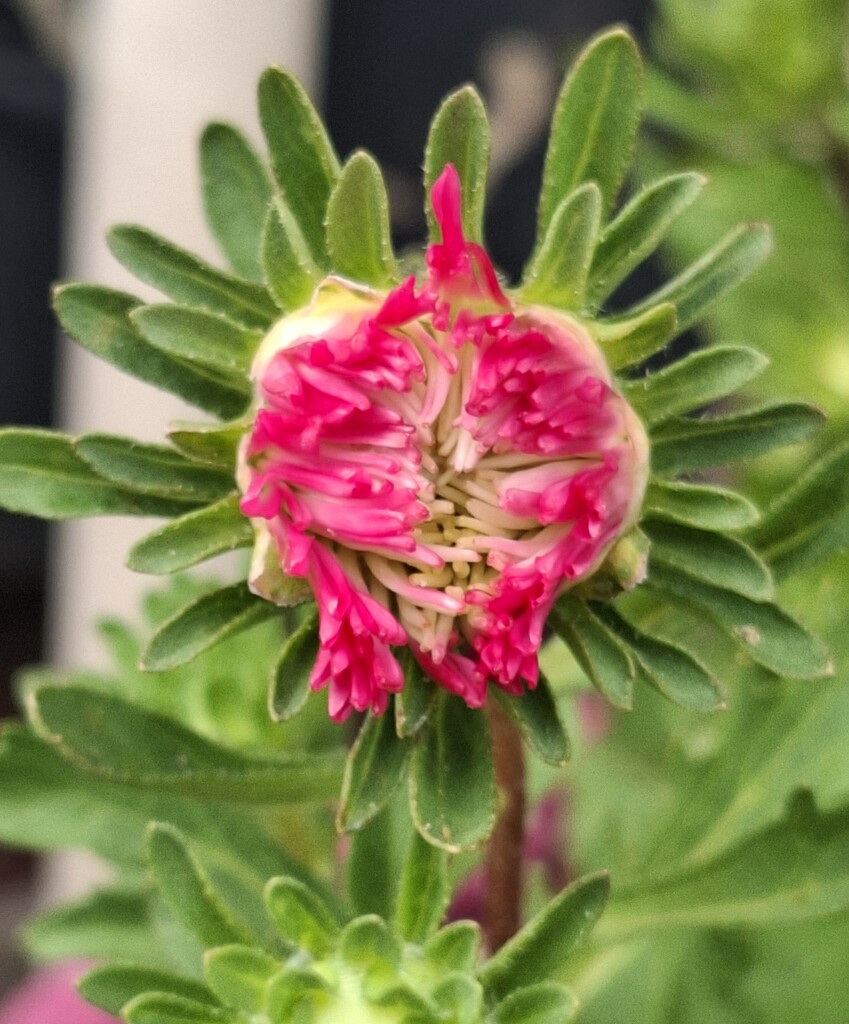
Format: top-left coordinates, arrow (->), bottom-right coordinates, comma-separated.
75,434 -> 234,504
54,285 -> 249,419
369,979 -> 441,1021
0,428 -> 193,520
644,519 -> 774,601
127,495 -> 253,574
203,945 -> 279,1014
261,196 -> 323,312
337,700 -> 411,832
643,478 -> 760,531
424,84 -> 491,243
258,67 -> 340,268
623,344 -> 768,425
107,226 -> 278,330
648,562 -> 833,680
140,582 -> 278,672
79,965 -> 219,1016
479,871 -> 610,1001
264,875 -> 341,957
538,27 -> 642,233
492,982 -> 580,1024
338,915 -> 402,972
551,597 -> 635,710
131,304 -> 261,378
268,607 -> 319,722
494,675 -> 570,767
146,822 -> 256,948
200,122 -> 272,282
594,302 -> 677,371
431,974 -> 482,1023
167,420 -> 247,469
327,150 -> 398,286
423,920 -> 481,974
587,171 -> 705,308
265,967 -> 331,1022
395,649 -> 435,738
409,691 -> 496,853
395,829 -> 449,945
651,402 -> 824,475
122,992 -> 238,1024
624,221 -> 772,334
520,183 -> 601,310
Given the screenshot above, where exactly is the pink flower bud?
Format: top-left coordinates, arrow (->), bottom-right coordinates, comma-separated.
239,166 -> 649,720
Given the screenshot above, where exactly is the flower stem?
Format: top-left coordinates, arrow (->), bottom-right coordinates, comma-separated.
483,695 -> 526,953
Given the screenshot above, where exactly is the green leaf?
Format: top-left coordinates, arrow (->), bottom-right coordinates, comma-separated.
264,876 -> 341,956
128,496 -> 252,574
346,808 -> 397,920
75,434 -> 234,504
424,84 -> 491,242
494,675 -> 570,767
200,122 -> 272,282
131,305 -> 261,378
539,27 -> 642,234
551,597 -> 635,710
395,650 -> 435,738
409,691 -> 496,853
54,285 -> 249,419
625,222 -> 772,333
0,428 -> 190,519
123,992 -> 238,1024
648,562 -> 833,679
623,345 -> 768,425
645,519 -> 773,601
479,872 -> 609,1001
327,150 -> 397,286
26,684 -> 343,803
265,967 -> 331,1022
107,226 -> 278,330
643,479 -> 760,531
79,965 -> 218,1016
258,67 -> 340,267
493,982 -> 579,1024
423,920 -> 481,974
338,915 -> 401,971
651,403 -> 824,475
395,829 -> 449,944
203,945 -> 279,1013
140,582 -> 278,671
338,702 -> 411,831
147,823 -> 256,948
520,183 -> 601,310
595,302 -> 677,371
602,794 -> 849,934
268,608 -> 319,722
167,420 -> 246,469
261,196 -> 322,312
587,172 -> 706,307
431,974 -> 482,1023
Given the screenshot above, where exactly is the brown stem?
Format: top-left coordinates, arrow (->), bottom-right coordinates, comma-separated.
482,696 -> 526,954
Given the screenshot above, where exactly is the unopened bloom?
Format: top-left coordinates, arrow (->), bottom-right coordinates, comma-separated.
239,165 -> 649,721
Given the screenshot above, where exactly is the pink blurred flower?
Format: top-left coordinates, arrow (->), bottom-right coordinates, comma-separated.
0,962 -> 116,1024
240,165 -> 648,721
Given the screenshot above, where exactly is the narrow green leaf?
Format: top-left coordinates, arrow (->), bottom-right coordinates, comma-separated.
625,222 -> 772,333
770,506 -> 849,581
128,496 -> 252,574
645,519 -> 773,601
409,691 -> 496,853
107,226 -> 278,330
651,403 -> 824,475
623,345 -> 768,425
346,808 -> 397,920
424,84 -> 491,242
79,965 -> 218,1016
147,822 -> 255,948
648,562 -> 833,680
264,876 -> 341,956
258,67 -> 340,267
123,992 -> 238,1024
54,284 -> 249,419
261,196 -> 322,312
200,122 -> 272,282
75,434 -> 234,503
167,420 -> 246,469
587,172 -> 706,307
327,150 -> 397,285
395,650 -> 435,738
203,945 -> 279,1013
643,479 -> 760,531
539,27 -> 642,234
0,428 -> 189,519
520,183 -> 601,310
493,982 -> 580,1024
550,597 -> 635,710
423,921 -> 481,974
395,830 -> 449,944
338,702 -> 411,831
479,872 -> 609,1000
494,675 -> 570,767
269,608 -> 319,722
595,302 -> 677,371
140,582 -> 278,672
131,305 -> 261,377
